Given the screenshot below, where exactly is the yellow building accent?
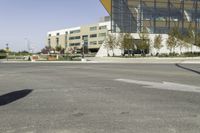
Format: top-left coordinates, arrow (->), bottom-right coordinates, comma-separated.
100,0 -> 111,14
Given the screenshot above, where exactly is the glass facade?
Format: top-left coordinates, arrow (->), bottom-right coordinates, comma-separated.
111,0 -> 137,33
110,0 -> 200,35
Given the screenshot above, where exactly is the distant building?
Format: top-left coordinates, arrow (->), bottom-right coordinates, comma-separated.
47,17 -> 111,53
47,0 -> 200,57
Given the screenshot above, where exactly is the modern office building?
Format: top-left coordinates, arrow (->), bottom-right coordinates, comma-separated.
46,1 -> 200,56
47,17 -> 111,53
101,0 -> 200,35
97,0 -> 200,56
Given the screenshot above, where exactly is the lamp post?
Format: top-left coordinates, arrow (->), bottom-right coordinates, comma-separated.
25,38 -> 32,53
5,43 -> 9,61
81,40 -> 85,59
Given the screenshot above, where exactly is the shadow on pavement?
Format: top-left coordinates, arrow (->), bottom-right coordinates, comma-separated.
0,89 -> 33,106
175,64 -> 200,75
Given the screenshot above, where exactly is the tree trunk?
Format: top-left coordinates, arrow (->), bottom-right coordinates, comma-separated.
112,49 -> 115,57
173,47 -> 175,54
121,49 -> 124,57
170,49 -> 172,55
128,50 -> 130,57
180,46 -> 182,55
156,50 -> 160,56
107,48 -> 109,57
140,50 -> 143,56
143,50 -> 146,57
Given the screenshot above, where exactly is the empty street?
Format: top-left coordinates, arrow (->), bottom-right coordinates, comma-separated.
0,63 -> 200,133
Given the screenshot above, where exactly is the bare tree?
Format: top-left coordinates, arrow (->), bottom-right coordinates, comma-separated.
167,34 -> 176,54
116,33 -> 124,56
185,23 -> 195,52
196,33 -> 200,47
120,33 -> 135,56
167,28 -> 179,54
177,33 -> 190,55
153,34 -> 163,55
56,45 -> 62,52
119,33 -> 126,54
104,34 -> 117,57
138,30 -> 150,56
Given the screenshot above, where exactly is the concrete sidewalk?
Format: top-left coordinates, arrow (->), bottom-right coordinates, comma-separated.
1,57 -> 200,64
86,57 -> 200,64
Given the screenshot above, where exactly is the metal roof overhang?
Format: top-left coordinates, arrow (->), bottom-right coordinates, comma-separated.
100,0 -> 112,14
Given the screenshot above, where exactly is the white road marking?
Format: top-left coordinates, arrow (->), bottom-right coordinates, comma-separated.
115,79 -> 200,93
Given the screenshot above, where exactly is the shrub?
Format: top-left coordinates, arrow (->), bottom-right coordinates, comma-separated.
183,52 -> 200,57
0,49 -> 6,53
169,53 -> 179,57
0,55 -> 6,59
158,53 -> 169,57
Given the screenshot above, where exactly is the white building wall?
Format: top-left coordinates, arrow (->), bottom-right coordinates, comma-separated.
47,21 -> 111,37
96,33 -> 200,57
47,27 -> 81,36
148,34 -> 200,55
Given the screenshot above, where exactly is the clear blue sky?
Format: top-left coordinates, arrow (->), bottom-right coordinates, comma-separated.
0,0 -> 108,52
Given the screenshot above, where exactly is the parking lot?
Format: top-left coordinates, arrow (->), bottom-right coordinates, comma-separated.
0,63 -> 200,133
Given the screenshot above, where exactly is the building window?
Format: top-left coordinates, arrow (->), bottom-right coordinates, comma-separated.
69,36 -> 81,40
69,43 -> 80,46
90,34 -> 97,38
82,35 -> 88,41
56,33 -> 60,36
90,41 -> 97,45
90,26 -> 97,31
48,34 -> 51,37
99,25 -> 107,30
70,30 -> 80,34
98,40 -> 104,45
65,36 -> 68,44
99,33 -> 106,37
65,31 -> 68,35
56,38 -> 59,46
48,39 -> 51,47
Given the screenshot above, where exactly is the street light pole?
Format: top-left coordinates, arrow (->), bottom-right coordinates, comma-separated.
81,40 -> 85,59
5,43 -> 9,61
25,38 -> 31,53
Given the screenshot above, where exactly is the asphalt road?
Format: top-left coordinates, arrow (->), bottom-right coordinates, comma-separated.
0,63 -> 200,133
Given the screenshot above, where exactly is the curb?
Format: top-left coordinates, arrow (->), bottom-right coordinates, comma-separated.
1,60 -> 200,64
